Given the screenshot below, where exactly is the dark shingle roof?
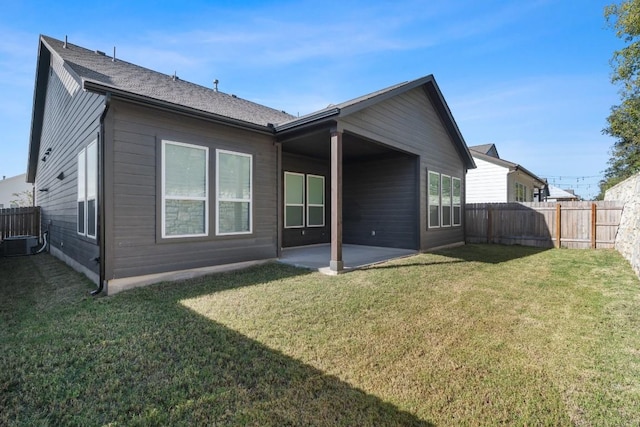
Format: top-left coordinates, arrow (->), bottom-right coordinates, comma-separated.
41,35 -> 295,127
469,144 -> 498,157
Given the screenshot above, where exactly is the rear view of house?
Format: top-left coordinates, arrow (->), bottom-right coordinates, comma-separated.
27,35 -> 475,294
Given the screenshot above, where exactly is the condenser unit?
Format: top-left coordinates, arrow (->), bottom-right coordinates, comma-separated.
2,235 -> 39,256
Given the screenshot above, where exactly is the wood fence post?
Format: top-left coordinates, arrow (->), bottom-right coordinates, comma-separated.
591,203 -> 597,249
556,204 -> 562,248
487,206 -> 493,244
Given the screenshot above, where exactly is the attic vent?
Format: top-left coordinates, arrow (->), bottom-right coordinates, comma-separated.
172,71 -> 179,81
95,50 -> 106,56
231,94 -> 237,98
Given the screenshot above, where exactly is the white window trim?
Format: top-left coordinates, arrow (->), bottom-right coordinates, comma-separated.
306,174 -> 325,228
452,177 -> 461,227
284,172 -> 305,229
77,140 -> 98,239
441,174 -> 452,228
428,171 -> 440,229
216,149 -> 253,236
161,140 -> 209,239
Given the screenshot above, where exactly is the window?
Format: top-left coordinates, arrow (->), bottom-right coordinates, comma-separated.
428,171 -> 440,228
77,140 -> 97,238
441,175 -> 452,227
162,140 -> 208,238
285,172 -> 304,228
452,177 -> 461,226
515,182 -> 528,202
217,149 -> 252,235
429,171 -> 462,228
307,175 -> 325,227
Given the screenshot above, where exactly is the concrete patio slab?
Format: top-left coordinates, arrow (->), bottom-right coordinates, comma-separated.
279,244 -> 417,273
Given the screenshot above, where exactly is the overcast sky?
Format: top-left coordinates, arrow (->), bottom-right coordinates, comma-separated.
0,0 -> 623,199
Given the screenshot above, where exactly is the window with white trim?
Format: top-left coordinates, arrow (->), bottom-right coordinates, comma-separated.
77,140 -> 97,238
452,177 -> 461,226
285,172 -> 305,228
428,171 -> 440,228
307,174 -> 325,227
216,149 -> 252,235
428,170 -> 462,228
515,182 -> 528,202
162,140 -> 208,238
441,174 -> 452,227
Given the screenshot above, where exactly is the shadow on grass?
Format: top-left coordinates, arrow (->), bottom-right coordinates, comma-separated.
434,243 -> 552,264
1,256 -> 432,426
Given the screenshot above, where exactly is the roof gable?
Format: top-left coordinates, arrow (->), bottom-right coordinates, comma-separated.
275,75 -> 476,169
470,144 -> 499,158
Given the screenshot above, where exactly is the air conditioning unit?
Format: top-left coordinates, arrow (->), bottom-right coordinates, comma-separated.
2,235 -> 39,256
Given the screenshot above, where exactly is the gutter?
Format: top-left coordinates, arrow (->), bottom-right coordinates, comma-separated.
91,92 -> 111,296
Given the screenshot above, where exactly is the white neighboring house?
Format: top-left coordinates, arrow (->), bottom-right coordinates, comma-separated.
0,173 -> 33,209
466,144 -> 547,203
546,184 -> 579,202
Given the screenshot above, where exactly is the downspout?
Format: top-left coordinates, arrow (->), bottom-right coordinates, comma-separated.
91,92 -> 111,296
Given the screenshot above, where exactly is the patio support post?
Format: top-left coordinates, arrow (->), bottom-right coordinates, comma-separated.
330,128 -> 344,272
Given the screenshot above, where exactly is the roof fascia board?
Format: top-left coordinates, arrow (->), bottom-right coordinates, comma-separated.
273,108 -> 340,133
338,76 -> 432,117
26,38 -> 51,183
83,80 -> 275,135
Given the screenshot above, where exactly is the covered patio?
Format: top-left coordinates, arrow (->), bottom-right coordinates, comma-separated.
279,243 -> 417,274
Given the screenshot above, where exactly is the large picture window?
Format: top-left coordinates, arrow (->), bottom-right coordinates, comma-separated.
217,149 -> 252,235
77,140 -> 97,239
307,174 -> 325,227
285,172 -> 304,228
162,140 -> 208,238
428,171 -> 440,228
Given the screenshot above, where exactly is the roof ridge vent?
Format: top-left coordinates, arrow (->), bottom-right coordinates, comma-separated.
95,50 -> 105,56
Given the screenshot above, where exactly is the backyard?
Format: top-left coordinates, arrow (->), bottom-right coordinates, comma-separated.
1,244 -> 639,426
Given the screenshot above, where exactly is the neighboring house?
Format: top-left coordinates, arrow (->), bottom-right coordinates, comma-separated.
546,184 -> 579,202
0,174 -> 32,209
466,143 -> 546,203
27,35 -> 476,294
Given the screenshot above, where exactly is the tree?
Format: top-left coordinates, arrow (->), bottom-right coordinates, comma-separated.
601,0 -> 640,197
10,189 -> 34,208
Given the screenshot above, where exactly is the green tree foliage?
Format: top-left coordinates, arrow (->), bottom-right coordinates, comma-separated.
10,189 -> 34,207
601,0 -> 640,198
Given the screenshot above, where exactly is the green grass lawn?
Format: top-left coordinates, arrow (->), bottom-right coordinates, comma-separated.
1,245 -> 639,426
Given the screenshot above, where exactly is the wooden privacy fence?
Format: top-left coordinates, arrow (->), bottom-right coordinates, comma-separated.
0,207 -> 41,241
465,202 -> 623,249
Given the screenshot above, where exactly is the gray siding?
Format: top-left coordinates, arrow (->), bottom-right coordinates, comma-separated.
343,155 -> 418,249
281,153 -> 330,247
35,54 -> 103,280
106,101 -> 278,280
339,86 -> 466,249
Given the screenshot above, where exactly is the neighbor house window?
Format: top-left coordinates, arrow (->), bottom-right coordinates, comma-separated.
162,140 -> 208,238
77,140 -> 97,238
515,182 -> 528,202
216,149 -> 252,235
428,171 -> 440,228
285,172 -> 305,228
307,174 -> 325,227
452,177 -> 461,226
441,175 -> 452,227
